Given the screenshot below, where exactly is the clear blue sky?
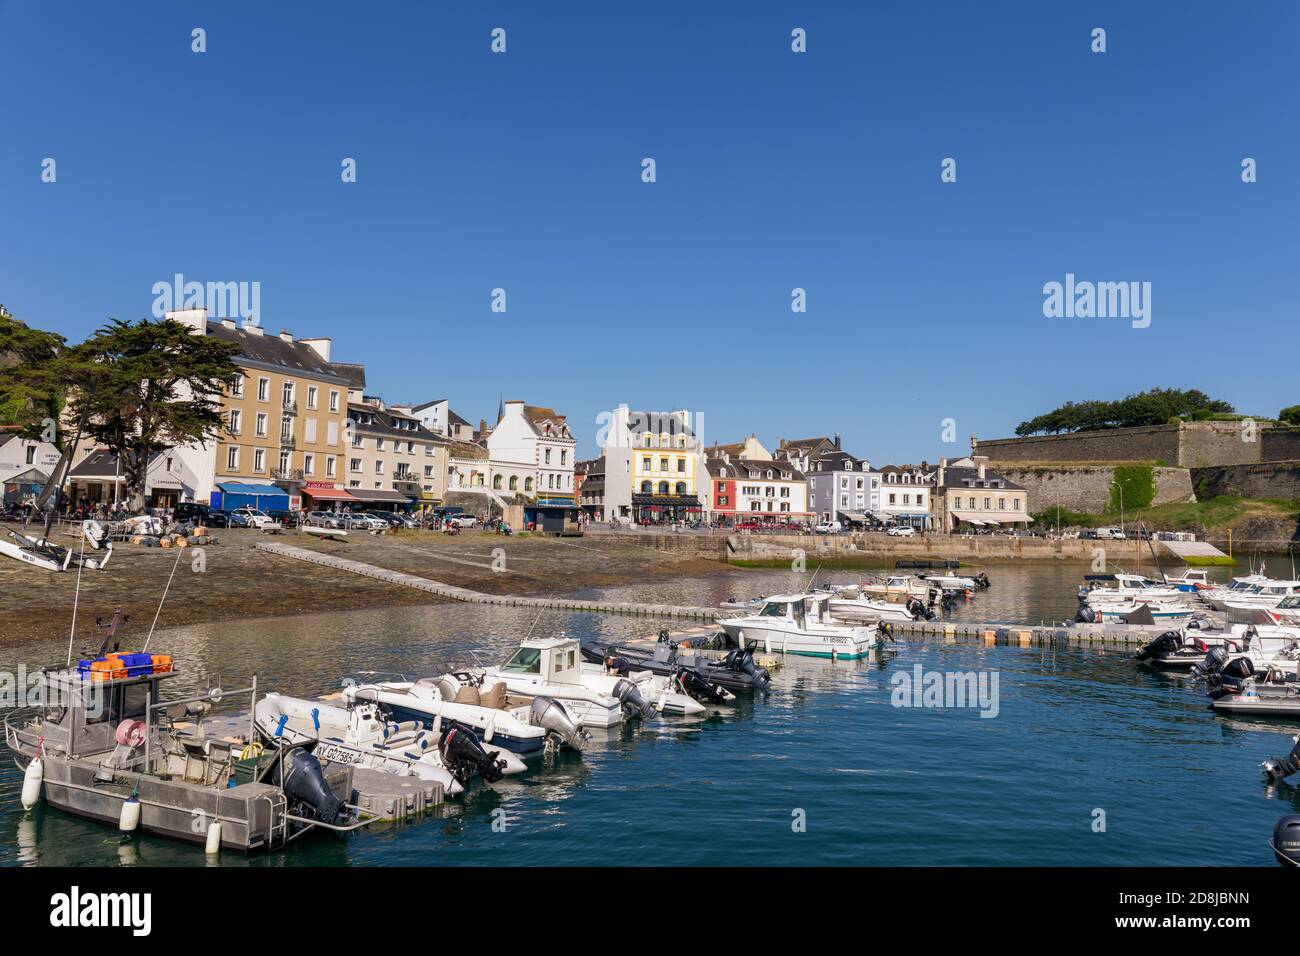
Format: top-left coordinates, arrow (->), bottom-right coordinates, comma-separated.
2,1 -> 1295,462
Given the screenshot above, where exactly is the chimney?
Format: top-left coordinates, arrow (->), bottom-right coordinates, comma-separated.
243,318 -> 263,336
977,457 -> 987,480
834,432 -> 841,449
279,329 -> 293,343
166,307 -> 208,335
937,459 -> 946,487
297,337 -> 332,362
220,317 -> 236,330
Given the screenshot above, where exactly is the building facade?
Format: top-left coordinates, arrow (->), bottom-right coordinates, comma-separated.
599,405 -> 705,524
931,456 -> 1030,532
877,463 -> 935,530
343,399 -> 449,510
486,401 -> 577,503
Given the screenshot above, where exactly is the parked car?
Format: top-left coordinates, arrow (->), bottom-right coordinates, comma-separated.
342,513 -> 388,531
307,510 -> 345,528
814,521 -> 843,534
366,510 -> 417,529
450,514 -> 479,529
229,507 -> 279,529
887,525 -> 917,537
173,502 -> 211,525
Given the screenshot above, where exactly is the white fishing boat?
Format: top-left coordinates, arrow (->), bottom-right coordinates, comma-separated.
342,672 -> 589,756
828,591 -> 931,624
857,575 -> 932,603
485,637 -> 707,726
254,692 -> 474,793
1162,568 -> 1212,592
1221,581 -> 1300,611
1086,598 -> 1196,623
718,592 -> 877,659
1080,573 -> 1184,604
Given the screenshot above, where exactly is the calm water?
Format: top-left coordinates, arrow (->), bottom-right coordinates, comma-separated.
3,561 -> 1298,867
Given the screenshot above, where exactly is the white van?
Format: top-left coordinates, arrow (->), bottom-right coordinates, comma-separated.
1095,527 -> 1126,540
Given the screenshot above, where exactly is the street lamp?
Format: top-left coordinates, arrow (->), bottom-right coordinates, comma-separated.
1110,479 -> 1124,535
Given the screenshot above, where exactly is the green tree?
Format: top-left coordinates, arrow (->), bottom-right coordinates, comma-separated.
1015,389 -> 1235,435
62,318 -> 242,509
1279,405 -> 1300,426
0,312 -> 68,436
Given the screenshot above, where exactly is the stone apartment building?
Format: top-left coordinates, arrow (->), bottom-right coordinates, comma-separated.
344,398 -> 450,510
931,455 -> 1030,532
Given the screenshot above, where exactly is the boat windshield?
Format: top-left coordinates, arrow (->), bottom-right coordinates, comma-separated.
501,647 -> 542,673
1278,596 -> 1300,609
759,602 -> 789,618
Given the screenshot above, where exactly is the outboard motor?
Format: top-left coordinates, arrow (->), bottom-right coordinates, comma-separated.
1215,656 -> 1257,698
1191,645 -> 1230,681
1262,736 -> 1300,783
611,678 -> 657,720
528,696 -> 589,751
1074,605 -> 1097,624
675,667 -> 729,705
439,720 -> 506,784
280,747 -> 349,827
722,648 -> 771,690
905,597 -> 934,621
1135,630 -> 1183,662
1272,814 -> 1300,866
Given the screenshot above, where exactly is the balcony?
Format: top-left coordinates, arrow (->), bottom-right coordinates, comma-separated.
279,434 -> 296,449
271,468 -> 304,481
393,470 -> 415,482
282,400 -> 297,414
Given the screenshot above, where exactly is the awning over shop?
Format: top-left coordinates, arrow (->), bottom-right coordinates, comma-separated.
952,512 -> 985,525
346,489 -> 414,504
632,494 -> 702,508
217,482 -> 283,497
213,481 -> 289,511
840,512 -> 869,522
302,486 -> 357,501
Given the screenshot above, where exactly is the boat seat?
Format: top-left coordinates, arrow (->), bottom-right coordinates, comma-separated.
453,686 -> 481,706
479,682 -> 507,709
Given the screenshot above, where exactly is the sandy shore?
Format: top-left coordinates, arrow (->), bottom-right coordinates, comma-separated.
0,527 -> 731,647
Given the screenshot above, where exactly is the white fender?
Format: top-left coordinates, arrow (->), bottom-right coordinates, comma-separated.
20,757 -> 43,810
119,795 -> 141,832
483,717 -> 495,743
205,821 -> 222,855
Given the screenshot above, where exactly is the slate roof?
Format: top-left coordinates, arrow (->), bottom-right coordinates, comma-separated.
206,322 -> 348,384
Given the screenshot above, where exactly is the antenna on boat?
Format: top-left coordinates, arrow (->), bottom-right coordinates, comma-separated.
143,546 -> 185,653
65,532 -> 87,667
807,564 -> 823,593
522,593 -> 554,643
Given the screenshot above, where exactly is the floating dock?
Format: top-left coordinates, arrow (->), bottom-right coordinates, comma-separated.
256,542 -> 729,621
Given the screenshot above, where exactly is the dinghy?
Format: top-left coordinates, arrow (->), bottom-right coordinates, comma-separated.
580,636 -> 770,694
343,673 -> 590,756
254,692 -> 488,793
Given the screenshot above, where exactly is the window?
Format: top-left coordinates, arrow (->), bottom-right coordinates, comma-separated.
642,457 -> 651,471
304,454 -> 315,475
1013,498 -> 1021,510
228,409 -> 241,434
280,416 -> 292,441
253,448 -> 265,472
282,382 -> 294,406
525,477 -> 533,491
660,457 -> 668,472
350,458 -> 361,473
641,481 -> 652,493
984,497 -> 990,509
232,374 -> 244,398
677,459 -> 686,473
493,475 -> 503,490
375,460 -> 384,475
544,449 -> 552,465
279,450 -> 291,473
226,446 -> 239,470
326,456 -> 337,477
658,481 -> 669,494
255,413 -> 267,437
508,475 -> 518,490
560,450 -> 567,465
998,497 -> 1006,510
376,438 -> 385,451
307,386 -> 318,409
258,377 -> 270,401
26,446 -> 35,465
329,391 -> 340,412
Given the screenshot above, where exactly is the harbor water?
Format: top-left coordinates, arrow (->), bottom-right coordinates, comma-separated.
2,562 -> 1296,866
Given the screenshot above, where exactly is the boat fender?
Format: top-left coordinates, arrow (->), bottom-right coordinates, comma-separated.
275,714 -> 289,738
205,821 -> 222,855
119,792 -> 141,832
20,756 -> 43,810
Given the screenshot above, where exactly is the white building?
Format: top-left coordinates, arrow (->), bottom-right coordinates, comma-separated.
0,432 -> 61,505
876,462 -> 935,530
487,401 -> 576,502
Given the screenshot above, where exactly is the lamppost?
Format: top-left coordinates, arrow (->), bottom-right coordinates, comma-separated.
1111,479 -> 1124,536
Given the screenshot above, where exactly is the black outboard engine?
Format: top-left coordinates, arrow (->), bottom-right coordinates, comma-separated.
974,572 -> 990,589
1135,630 -> 1183,662
1262,736 -> 1300,783
439,720 -> 506,784
1074,605 -> 1097,624
675,667 -> 729,705
1272,815 -> 1300,866
280,747 -> 349,827
1215,657 -> 1257,697
611,678 -> 657,720
905,596 -> 934,621
722,648 -> 771,690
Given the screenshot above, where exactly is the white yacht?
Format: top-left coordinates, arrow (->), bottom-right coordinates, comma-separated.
1201,574 -> 1274,611
485,637 -> 707,727
828,591 -> 931,624
1080,573 -> 1185,604
718,593 -> 877,659
1221,581 -> 1300,611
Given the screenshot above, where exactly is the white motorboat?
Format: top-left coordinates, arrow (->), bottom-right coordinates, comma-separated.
1080,573 -> 1184,604
829,592 -> 931,624
1162,568 -> 1212,592
485,638 -> 707,726
343,672 -> 589,756
303,524 -> 347,539
254,692 -> 473,793
1221,581 -> 1300,611
718,592 -> 877,659
917,571 -> 977,592
1085,599 -> 1196,623
1201,574 -> 1274,611
857,575 -> 932,603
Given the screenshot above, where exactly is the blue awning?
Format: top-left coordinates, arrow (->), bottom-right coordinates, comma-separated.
217,482 -> 283,496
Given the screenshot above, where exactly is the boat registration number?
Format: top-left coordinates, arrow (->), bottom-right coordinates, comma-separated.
315,743 -> 363,765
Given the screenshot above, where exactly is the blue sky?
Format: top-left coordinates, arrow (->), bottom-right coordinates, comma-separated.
2,1 -> 1295,462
